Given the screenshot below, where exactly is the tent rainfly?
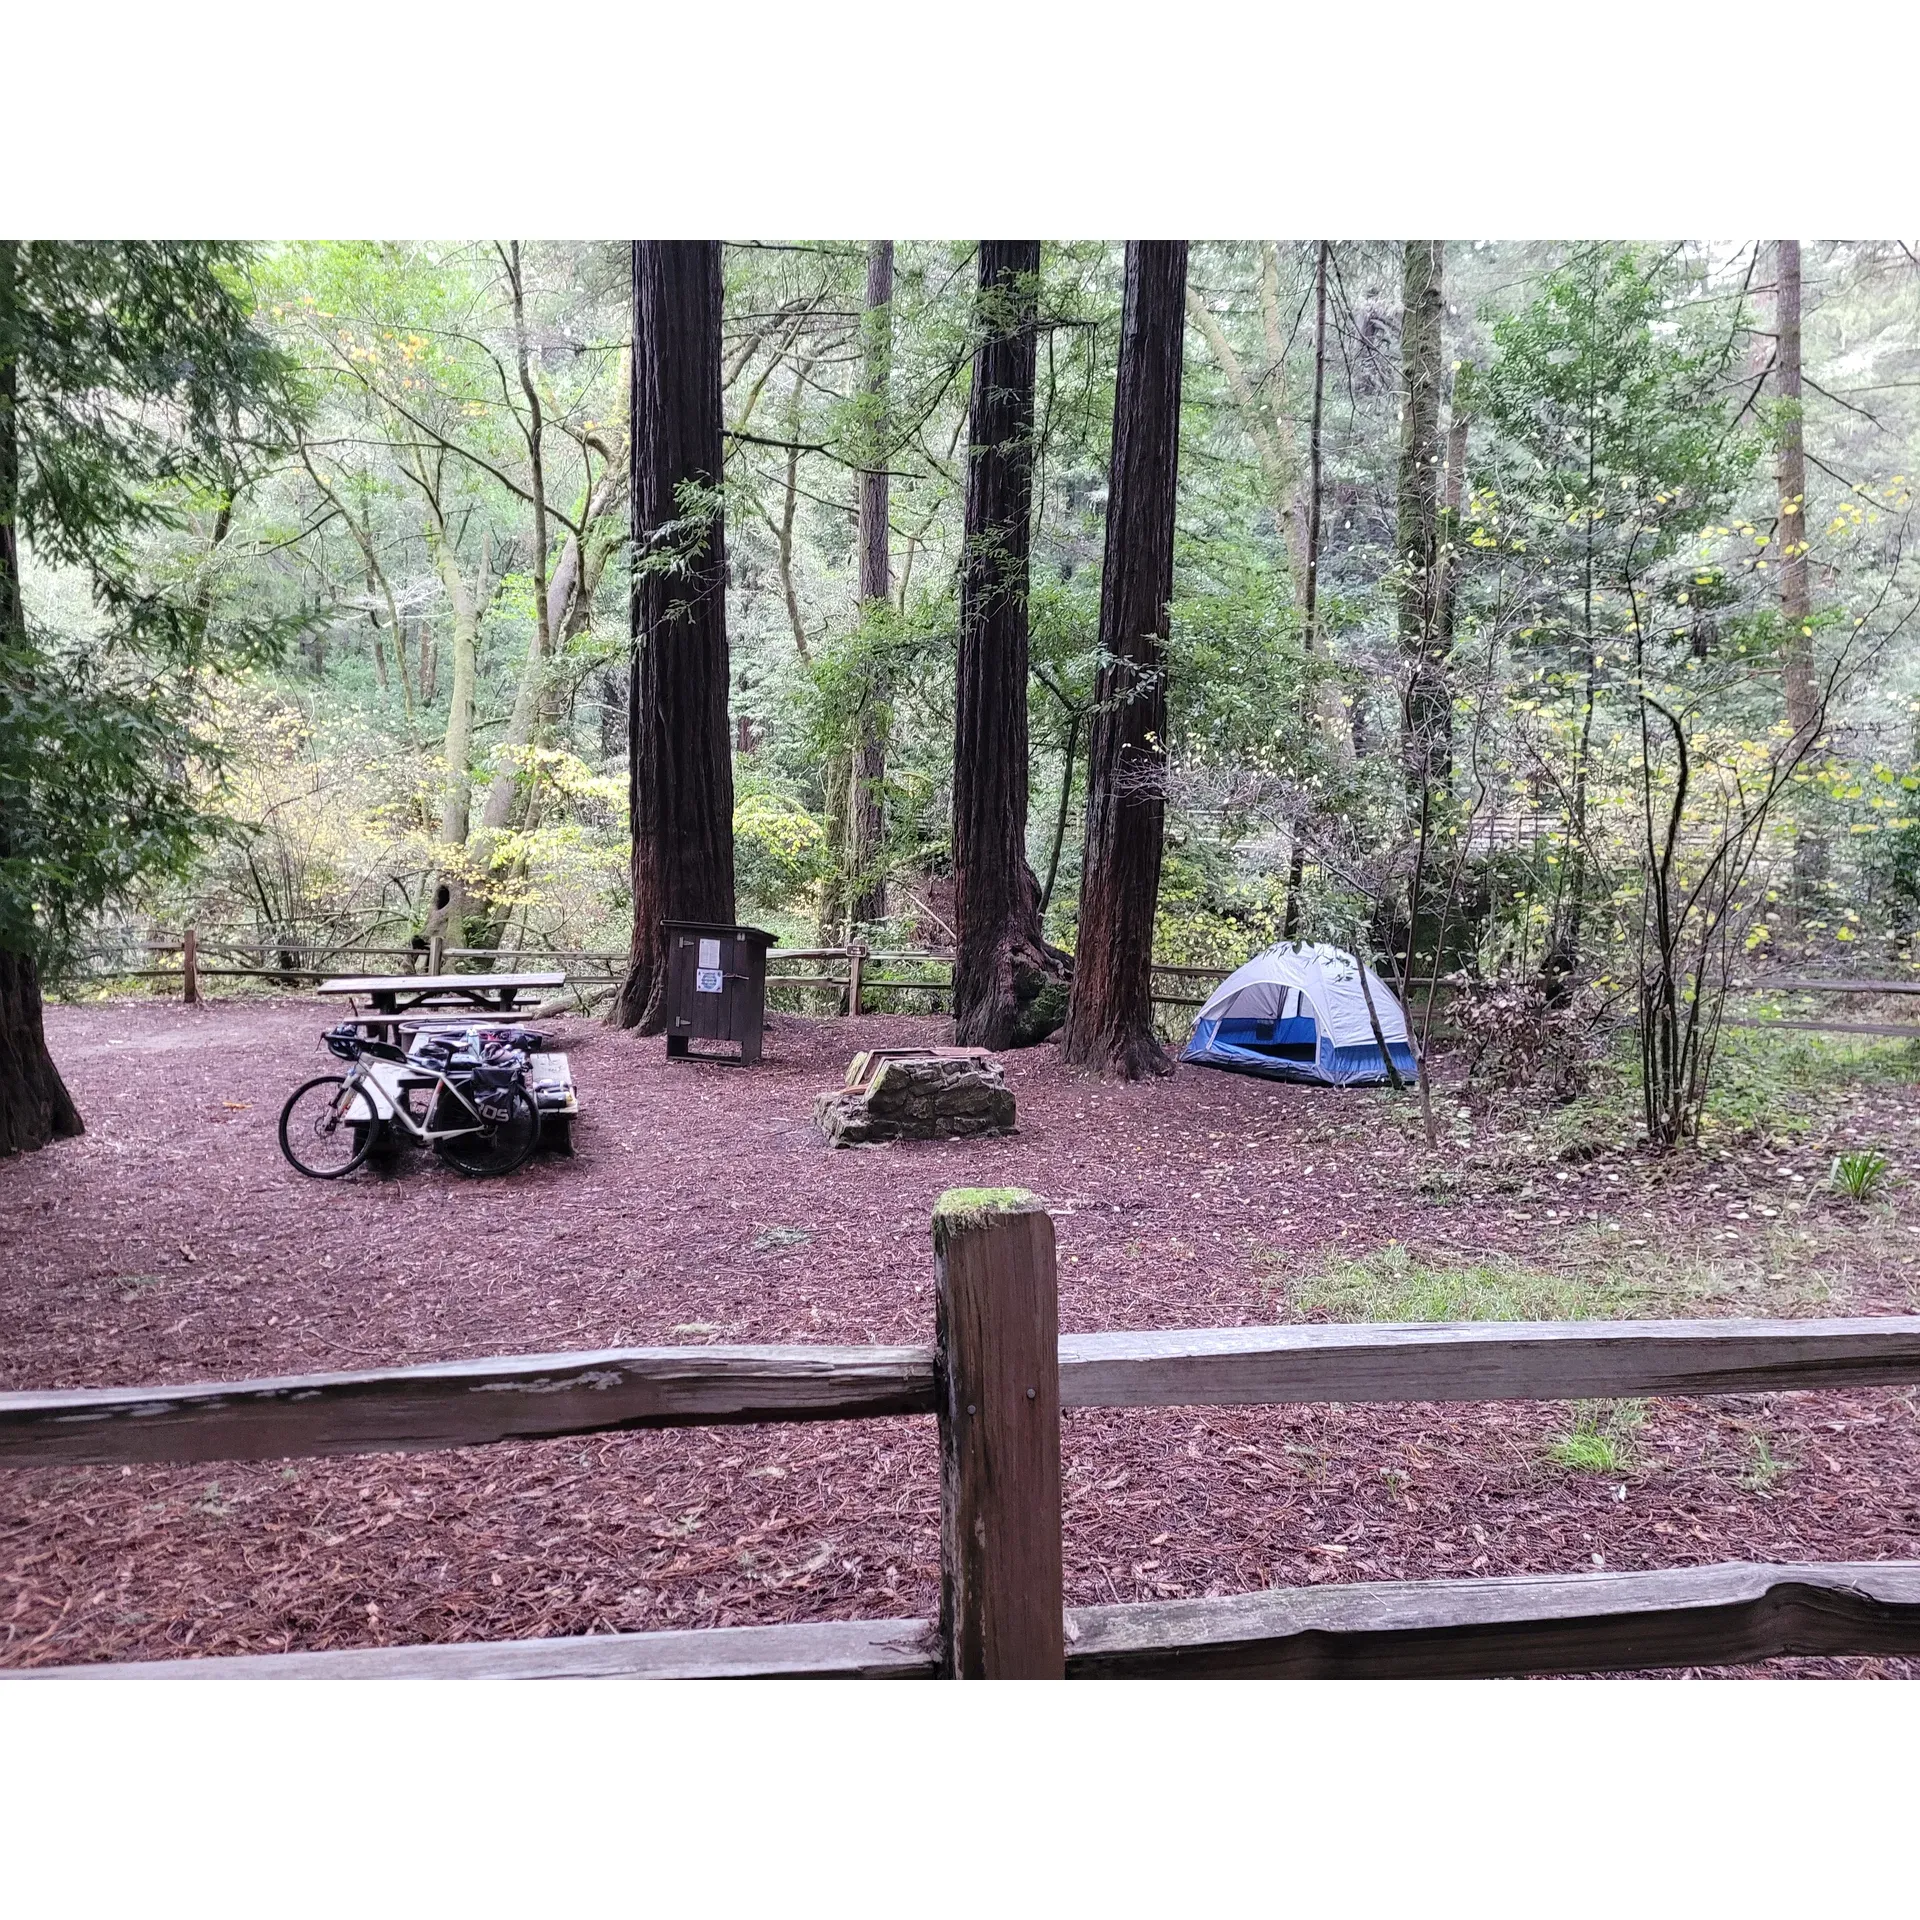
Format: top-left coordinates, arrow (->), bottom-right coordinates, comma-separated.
1181,942 -> 1418,1087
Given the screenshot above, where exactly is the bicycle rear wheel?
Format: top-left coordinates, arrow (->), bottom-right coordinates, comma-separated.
279,1075 -> 378,1179
437,1085 -> 540,1178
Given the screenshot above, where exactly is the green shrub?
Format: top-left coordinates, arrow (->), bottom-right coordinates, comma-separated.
734,789 -> 829,915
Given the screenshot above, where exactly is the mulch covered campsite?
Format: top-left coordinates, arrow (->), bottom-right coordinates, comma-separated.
6,996 -> 1920,1674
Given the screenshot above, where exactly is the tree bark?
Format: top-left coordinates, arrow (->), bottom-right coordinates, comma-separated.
1770,239 -> 1825,907
469,243 -> 560,942
951,241 -> 1068,1050
1773,240 -> 1816,746
614,241 -> 737,1033
420,487 -> 489,940
1435,385 -> 1469,671
849,240 -> 894,928
1398,240 -> 1449,790
0,242 -> 84,1153
1061,241 -> 1188,1080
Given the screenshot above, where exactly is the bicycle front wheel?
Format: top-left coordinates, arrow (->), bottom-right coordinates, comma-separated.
437,1085 -> 540,1178
279,1075 -> 378,1179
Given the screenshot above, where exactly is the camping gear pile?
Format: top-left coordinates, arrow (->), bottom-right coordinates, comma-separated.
1181,942 -> 1418,1086
314,969 -> 580,1152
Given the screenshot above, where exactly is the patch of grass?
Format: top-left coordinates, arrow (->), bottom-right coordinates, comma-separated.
1829,1147 -> 1892,1202
1488,1024 -> 1920,1158
1739,1431 -> 1794,1493
1545,1399 -> 1649,1474
1281,1243 -> 1664,1323
1703,1026 -> 1918,1141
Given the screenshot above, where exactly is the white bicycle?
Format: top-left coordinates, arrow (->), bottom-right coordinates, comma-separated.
278,1027 -> 540,1180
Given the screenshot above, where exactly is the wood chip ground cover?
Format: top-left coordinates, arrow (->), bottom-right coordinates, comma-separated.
6,998 -> 1920,1676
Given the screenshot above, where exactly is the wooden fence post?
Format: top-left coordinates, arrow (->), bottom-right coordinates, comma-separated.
181,926 -> 199,1006
932,1188 -> 1063,1678
846,940 -> 866,1017
428,934 -> 444,976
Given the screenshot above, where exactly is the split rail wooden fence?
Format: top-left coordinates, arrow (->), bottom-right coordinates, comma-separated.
8,1193 -> 1920,1680
70,932 -> 1227,1019
76,932 -> 1920,1046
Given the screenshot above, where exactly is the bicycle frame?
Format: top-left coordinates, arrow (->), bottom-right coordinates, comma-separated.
339,1053 -> 491,1145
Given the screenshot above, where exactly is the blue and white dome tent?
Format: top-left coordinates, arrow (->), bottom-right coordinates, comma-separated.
1181,941 -> 1418,1087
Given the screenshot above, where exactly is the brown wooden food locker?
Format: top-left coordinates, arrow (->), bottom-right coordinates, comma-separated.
662,921 -> 775,1062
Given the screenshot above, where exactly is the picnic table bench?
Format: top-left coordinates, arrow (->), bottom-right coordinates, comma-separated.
314,971 -> 579,1153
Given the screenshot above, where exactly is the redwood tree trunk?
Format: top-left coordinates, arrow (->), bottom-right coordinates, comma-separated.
951,241 -> 1067,1049
614,241 -> 737,1033
0,952 -> 82,1156
1061,240 -> 1188,1080
1398,239 -> 1449,790
849,240 -> 894,928
0,240 -> 84,1154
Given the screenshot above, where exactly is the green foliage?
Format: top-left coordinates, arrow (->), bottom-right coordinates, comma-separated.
1283,1242 -> 1657,1322
733,777 -> 830,914
1701,1027 -> 1917,1141
1829,1146 -> 1892,1201
2,241 -> 299,964
1545,1401 -> 1648,1474
1476,245 -> 1752,610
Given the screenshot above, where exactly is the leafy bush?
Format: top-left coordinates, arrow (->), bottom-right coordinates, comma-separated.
1449,969 -> 1601,1102
733,788 -> 829,915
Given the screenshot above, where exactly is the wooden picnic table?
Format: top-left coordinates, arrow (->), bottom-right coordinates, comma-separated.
317,971 -> 566,1040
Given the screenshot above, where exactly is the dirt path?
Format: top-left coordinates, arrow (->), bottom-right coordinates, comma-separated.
5,997 -> 1919,1673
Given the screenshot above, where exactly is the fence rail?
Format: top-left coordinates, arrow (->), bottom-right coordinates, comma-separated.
76,934 -> 1920,1042
12,1316 -> 1920,1470
8,1195 -> 1920,1681
66,933 -> 1228,1016
26,1561 -> 1920,1682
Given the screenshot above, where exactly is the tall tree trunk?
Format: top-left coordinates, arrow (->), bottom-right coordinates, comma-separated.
1061,241 -> 1188,1080
1774,239 -> 1816,747
615,241 -> 737,1033
363,559 -> 390,693
1772,238 -> 1826,909
1435,384 -> 1469,669
1398,239 -> 1449,791
471,243 -> 557,940
951,241 -> 1067,1049
816,747 -> 851,945
1284,237 -> 1334,940
0,242 -> 85,1153
764,351 -> 815,662
849,239 -> 894,928
422,497 -> 488,941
